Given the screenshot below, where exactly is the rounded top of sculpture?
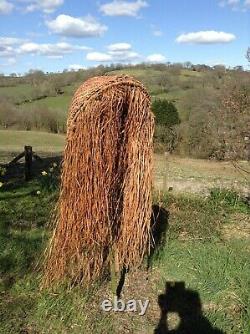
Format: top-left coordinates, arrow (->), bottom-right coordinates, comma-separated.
75,74 -> 150,99
68,75 -> 151,126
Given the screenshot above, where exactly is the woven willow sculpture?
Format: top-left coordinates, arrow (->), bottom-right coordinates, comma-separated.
44,75 -> 155,287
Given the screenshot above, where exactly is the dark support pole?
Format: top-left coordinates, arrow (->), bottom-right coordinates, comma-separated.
24,145 -> 32,181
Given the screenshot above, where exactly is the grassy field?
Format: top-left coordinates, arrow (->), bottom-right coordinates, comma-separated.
0,84 -> 34,100
0,130 -> 249,195
107,68 -> 195,106
0,130 -> 65,162
0,130 -> 249,333
0,173 -> 249,333
0,67 -> 206,120
155,154 -> 250,196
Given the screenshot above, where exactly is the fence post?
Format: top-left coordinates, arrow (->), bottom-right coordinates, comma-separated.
24,145 -> 32,181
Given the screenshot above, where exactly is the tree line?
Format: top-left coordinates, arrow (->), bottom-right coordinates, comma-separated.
0,62 -> 249,160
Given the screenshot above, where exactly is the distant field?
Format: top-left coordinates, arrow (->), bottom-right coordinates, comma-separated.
0,84 -> 34,99
0,69 -> 206,121
109,68 -> 203,79
108,68 -> 198,109
26,95 -> 72,113
0,130 -> 65,159
0,130 -> 249,195
154,154 -> 249,196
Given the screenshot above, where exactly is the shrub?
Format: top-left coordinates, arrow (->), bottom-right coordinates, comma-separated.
152,99 -> 180,127
154,125 -> 179,153
0,98 -> 18,128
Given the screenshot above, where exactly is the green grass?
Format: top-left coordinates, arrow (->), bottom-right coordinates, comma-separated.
0,131 -> 248,196
149,192 -> 250,333
180,69 -> 203,77
26,95 -> 72,112
0,130 -> 65,154
0,174 -> 249,333
0,68 -> 206,122
156,239 -> 250,333
0,84 -> 34,100
107,68 -> 203,118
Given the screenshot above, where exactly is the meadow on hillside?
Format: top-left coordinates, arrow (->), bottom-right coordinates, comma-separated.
1,63 -> 250,160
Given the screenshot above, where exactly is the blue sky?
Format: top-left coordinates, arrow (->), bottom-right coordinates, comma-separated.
0,0 -> 249,74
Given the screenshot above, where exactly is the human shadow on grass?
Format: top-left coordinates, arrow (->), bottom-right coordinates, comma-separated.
154,281 -> 225,334
116,204 -> 169,298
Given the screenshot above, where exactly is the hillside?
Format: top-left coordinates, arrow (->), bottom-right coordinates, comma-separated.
0,64 -> 249,159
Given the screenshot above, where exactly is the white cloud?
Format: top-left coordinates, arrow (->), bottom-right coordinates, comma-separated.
68,64 -> 86,71
146,54 -> 166,63
219,0 -> 249,11
153,30 -> 163,37
0,0 -> 14,14
105,42 -> 140,61
0,37 -> 25,57
0,37 -> 91,59
86,52 -> 112,62
100,0 -> 148,17
107,42 -> 132,51
18,41 -> 90,57
25,0 -> 63,13
47,55 -> 63,59
176,31 -> 236,44
0,46 -> 14,57
87,45 -> 140,63
0,37 -> 26,46
46,15 -> 107,38
112,50 -> 140,61
206,59 -> 227,66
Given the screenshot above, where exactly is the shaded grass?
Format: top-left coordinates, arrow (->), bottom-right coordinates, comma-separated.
0,180 -> 249,333
151,191 -> 250,333
26,95 -> 72,112
156,239 -> 250,333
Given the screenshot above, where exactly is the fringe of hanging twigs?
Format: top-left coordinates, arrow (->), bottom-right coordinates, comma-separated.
43,75 -> 155,288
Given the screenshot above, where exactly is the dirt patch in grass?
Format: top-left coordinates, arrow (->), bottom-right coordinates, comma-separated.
92,268 -> 162,333
222,213 -> 250,240
154,154 -> 250,196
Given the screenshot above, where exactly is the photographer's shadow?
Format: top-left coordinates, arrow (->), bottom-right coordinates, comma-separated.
155,282 -> 224,334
